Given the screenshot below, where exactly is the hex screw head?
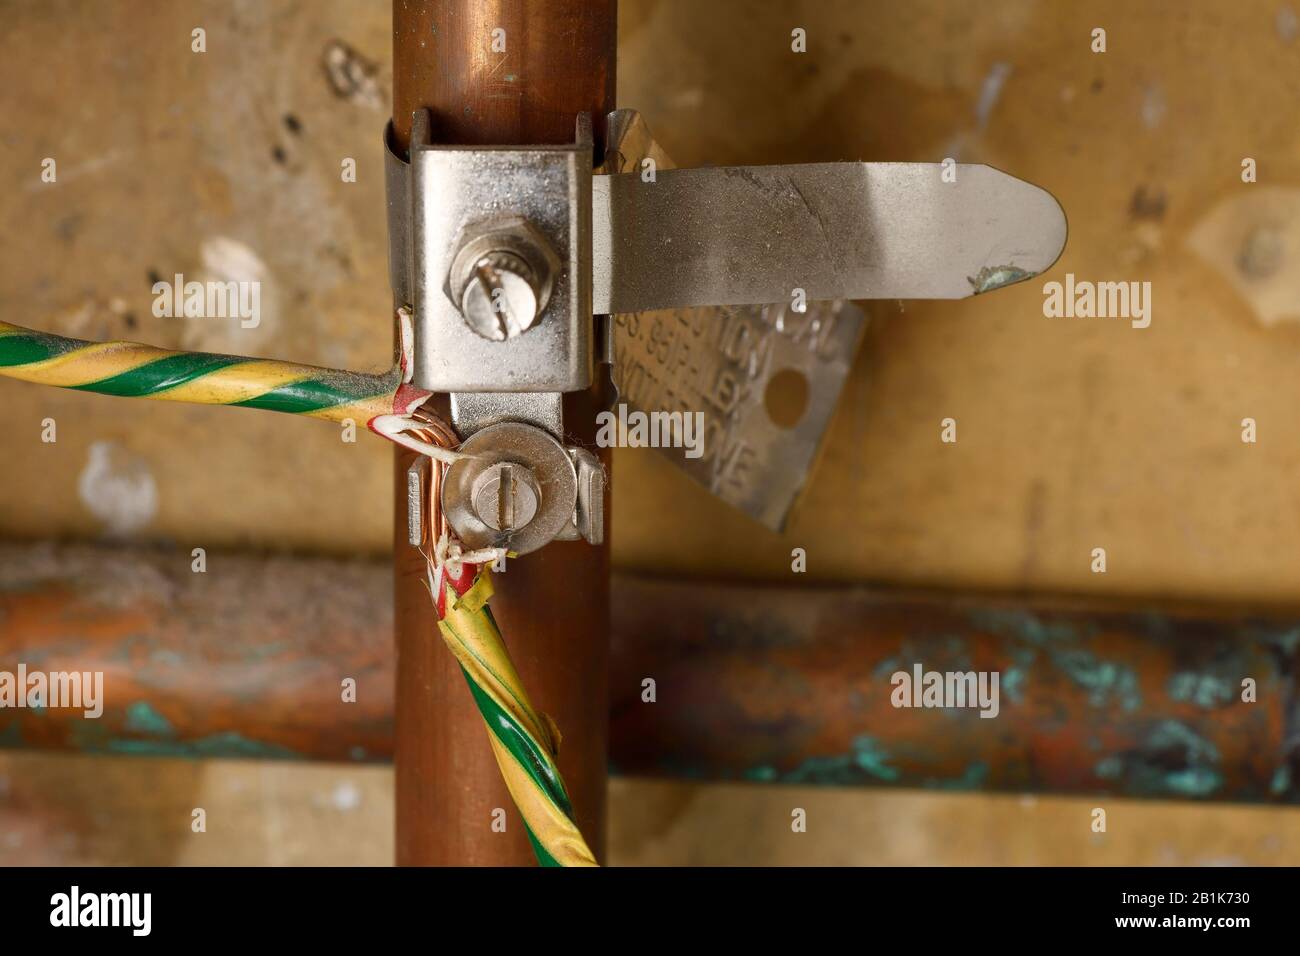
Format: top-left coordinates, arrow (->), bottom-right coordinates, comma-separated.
447,218 -> 559,342
470,462 -> 541,533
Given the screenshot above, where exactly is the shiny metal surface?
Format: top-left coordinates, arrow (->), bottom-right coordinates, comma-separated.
449,391 -> 564,439
471,462 -> 541,532
611,300 -> 866,530
447,218 -> 560,341
600,110 -> 868,529
383,121 -> 413,307
441,421 -> 578,555
593,161 -> 1068,313
409,109 -> 593,393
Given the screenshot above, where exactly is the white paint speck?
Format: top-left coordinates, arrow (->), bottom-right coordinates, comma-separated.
331,781 -> 361,811
1278,5 -> 1298,42
182,236 -> 274,353
77,441 -> 158,536
201,236 -> 267,286
1141,85 -> 1166,130
975,62 -> 1012,131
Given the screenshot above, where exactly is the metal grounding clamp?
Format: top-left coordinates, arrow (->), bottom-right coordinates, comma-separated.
386,108 -> 1067,555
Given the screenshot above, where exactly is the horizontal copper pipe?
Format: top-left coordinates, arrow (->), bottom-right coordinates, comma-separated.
0,542 -> 1295,804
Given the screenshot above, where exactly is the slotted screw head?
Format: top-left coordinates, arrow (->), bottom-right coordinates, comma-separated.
470,462 -> 541,533
447,218 -> 559,342
460,251 -> 540,340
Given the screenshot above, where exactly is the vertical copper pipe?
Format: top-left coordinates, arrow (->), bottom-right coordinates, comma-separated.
391,0 -> 616,866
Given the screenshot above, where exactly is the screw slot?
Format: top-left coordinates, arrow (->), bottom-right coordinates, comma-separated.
461,252 -> 540,340
470,462 -> 541,532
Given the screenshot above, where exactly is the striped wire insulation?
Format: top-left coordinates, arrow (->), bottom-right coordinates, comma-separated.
0,319 -> 430,430
437,565 -> 598,867
408,418 -> 598,867
0,316 -> 592,864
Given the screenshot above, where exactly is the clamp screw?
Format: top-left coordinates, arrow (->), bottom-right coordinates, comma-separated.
447,218 -> 559,342
461,251 -> 541,340
470,462 -> 541,533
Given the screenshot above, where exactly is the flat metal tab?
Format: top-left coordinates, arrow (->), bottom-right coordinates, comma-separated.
383,122 -> 413,307
593,162 -> 1067,314
450,391 -> 564,439
600,110 -> 869,530
406,457 -> 429,547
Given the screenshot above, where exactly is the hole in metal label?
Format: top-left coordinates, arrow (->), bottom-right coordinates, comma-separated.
764,368 -> 810,429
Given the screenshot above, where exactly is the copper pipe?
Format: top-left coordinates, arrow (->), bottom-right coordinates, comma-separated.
391,0 -> 616,155
5,542 -> 1297,805
391,0 -> 616,866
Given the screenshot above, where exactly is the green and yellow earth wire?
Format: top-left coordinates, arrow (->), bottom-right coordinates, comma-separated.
0,319 -> 429,428
0,316 -> 597,866
436,566 -> 598,867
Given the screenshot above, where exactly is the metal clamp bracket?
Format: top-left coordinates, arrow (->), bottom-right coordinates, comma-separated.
386,111 -> 602,553
390,109 -> 593,404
